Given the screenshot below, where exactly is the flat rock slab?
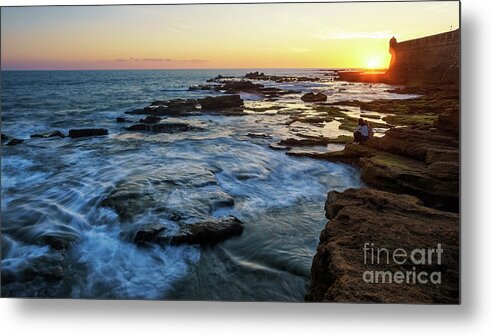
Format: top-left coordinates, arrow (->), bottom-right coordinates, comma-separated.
306,188 -> 459,303
126,122 -> 193,133
129,217 -> 244,247
69,128 -> 108,138
168,216 -> 244,246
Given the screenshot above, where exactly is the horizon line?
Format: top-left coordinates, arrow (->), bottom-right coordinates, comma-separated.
1,67 -> 388,71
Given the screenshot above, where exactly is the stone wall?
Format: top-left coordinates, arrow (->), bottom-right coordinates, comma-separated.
386,29 -> 460,86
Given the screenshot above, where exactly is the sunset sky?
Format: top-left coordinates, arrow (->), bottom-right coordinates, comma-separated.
1,1 -> 459,70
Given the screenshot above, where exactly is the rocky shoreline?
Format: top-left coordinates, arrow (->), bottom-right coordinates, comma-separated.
303,85 -> 460,303
306,188 -> 459,303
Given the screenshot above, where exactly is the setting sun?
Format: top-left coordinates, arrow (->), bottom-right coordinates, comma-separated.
366,57 -> 384,70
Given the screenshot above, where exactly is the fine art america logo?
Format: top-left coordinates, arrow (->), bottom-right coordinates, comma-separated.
362,243 -> 444,285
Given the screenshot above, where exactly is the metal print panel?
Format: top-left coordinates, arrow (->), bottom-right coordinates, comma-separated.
0,1 -> 460,303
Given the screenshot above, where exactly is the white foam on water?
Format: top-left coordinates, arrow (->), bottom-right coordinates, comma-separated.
72,225 -> 200,299
1,236 -> 51,272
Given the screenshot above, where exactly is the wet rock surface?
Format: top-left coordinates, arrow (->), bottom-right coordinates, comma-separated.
100,166 -> 231,223
133,223 -> 167,245
198,95 -> 243,110
30,130 -> 65,139
5,138 -> 24,146
127,98 -> 199,116
126,121 -> 195,133
244,71 -> 319,82
139,115 -> 162,124
168,216 -> 244,246
306,188 -> 459,303
69,128 -> 108,138
126,95 -> 246,117
301,92 -> 327,102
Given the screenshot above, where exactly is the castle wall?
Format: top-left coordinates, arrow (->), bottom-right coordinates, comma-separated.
386,29 -> 460,86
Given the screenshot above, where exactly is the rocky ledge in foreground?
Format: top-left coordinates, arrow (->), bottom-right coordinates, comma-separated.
306,188 -> 459,303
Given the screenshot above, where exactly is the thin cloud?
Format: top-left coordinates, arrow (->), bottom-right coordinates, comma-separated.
112,57 -> 209,64
314,31 -> 395,40
288,47 -> 310,53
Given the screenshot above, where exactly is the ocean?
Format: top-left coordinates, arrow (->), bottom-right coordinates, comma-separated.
1,69 -> 416,300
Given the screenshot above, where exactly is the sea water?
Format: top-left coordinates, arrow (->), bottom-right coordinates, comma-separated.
1,69 -> 416,300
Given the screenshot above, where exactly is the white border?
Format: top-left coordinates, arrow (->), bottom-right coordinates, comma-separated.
1,0 -> 491,335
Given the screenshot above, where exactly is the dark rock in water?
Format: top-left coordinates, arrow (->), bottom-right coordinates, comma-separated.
198,95 -> 243,110
269,143 -> 292,151
68,128 -> 108,138
101,183 -> 157,222
1,133 -> 9,142
220,80 -> 264,94
127,98 -> 199,116
101,166 -> 222,221
245,71 -> 266,79
126,122 -> 193,133
6,138 -> 24,146
301,92 -> 327,102
133,223 -> 167,245
127,95 -> 248,116
206,74 -> 235,83
116,117 -> 129,123
23,254 -> 65,283
139,115 -> 162,124
246,132 -> 271,139
306,188 -> 459,303
245,71 -> 319,83
168,216 -> 244,246
32,224 -> 80,251
126,124 -> 154,132
2,244 -> 65,287
280,137 -> 330,147
30,130 -> 65,139
189,84 -> 216,91
5,222 -> 80,251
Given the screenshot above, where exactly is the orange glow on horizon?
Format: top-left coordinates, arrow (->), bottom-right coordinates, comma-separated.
1,3 -> 459,70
